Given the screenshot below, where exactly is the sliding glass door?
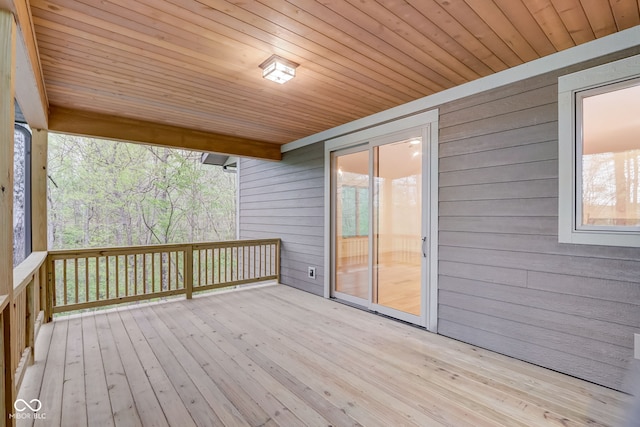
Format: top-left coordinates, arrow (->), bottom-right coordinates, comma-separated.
372,139 -> 423,318
333,147 -> 370,305
331,129 -> 428,325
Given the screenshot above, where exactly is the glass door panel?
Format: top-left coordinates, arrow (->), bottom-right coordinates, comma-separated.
329,113 -> 436,328
373,139 -> 422,316
334,150 -> 369,300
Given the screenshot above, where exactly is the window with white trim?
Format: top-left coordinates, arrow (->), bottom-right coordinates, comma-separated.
558,54 -> 640,247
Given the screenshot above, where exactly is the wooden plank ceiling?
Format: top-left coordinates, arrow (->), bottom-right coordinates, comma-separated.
30,0 -> 640,153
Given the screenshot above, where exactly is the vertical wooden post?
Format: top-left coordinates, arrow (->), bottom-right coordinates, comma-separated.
45,258 -> 53,322
0,312 -> 6,423
26,279 -> 34,363
31,129 -> 47,324
31,129 -> 47,252
275,239 -> 281,283
0,8 -> 16,424
185,245 -> 193,299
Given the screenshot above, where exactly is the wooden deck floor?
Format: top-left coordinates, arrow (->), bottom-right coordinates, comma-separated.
17,284 -> 631,427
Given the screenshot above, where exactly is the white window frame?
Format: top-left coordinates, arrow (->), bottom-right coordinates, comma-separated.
558,54 -> 640,247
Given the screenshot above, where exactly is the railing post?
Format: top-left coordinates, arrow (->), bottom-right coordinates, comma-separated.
26,280 -> 34,364
185,245 -> 193,300
32,126 -> 48,328
44,258 -> 53,323
37,262 -> 45,329
276,239 -> 281,284
1,307 -> 11,424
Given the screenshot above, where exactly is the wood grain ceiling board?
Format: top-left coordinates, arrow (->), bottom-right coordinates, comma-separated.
29,0 -> 640,148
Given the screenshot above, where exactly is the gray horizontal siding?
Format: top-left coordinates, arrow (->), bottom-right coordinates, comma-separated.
440,159 -> 558,187
440,179 -> 558,201
238,143 -> 324,295
237,47 -> 640,393
437,52 -> 640,392
437,319 -> 626,392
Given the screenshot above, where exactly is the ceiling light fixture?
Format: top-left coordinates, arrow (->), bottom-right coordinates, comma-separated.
259,54 -> 298,84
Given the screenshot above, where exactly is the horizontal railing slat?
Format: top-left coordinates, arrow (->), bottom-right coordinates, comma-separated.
195,276 -> 278,293
191,239 -> 279,250
13,251 -> 47,293
51,289 -> 187,313
47,243 -> 193,260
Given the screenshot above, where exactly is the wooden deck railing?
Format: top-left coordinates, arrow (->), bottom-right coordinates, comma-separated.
10,251 -> 47,395
47,239 -> 280,317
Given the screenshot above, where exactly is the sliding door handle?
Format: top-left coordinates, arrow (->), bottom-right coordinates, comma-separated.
422,236 -> 427,258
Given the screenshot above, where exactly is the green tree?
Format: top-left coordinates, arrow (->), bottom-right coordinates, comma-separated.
47,134 -> 236,249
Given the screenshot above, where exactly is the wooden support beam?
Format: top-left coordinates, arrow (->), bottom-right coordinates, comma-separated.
48,106 -> 282,161
0,0 -> 48,128
0,8 -> 16,424
0,9 -> 15,295
31,129 -> 47,252
31,129 -> 47,326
